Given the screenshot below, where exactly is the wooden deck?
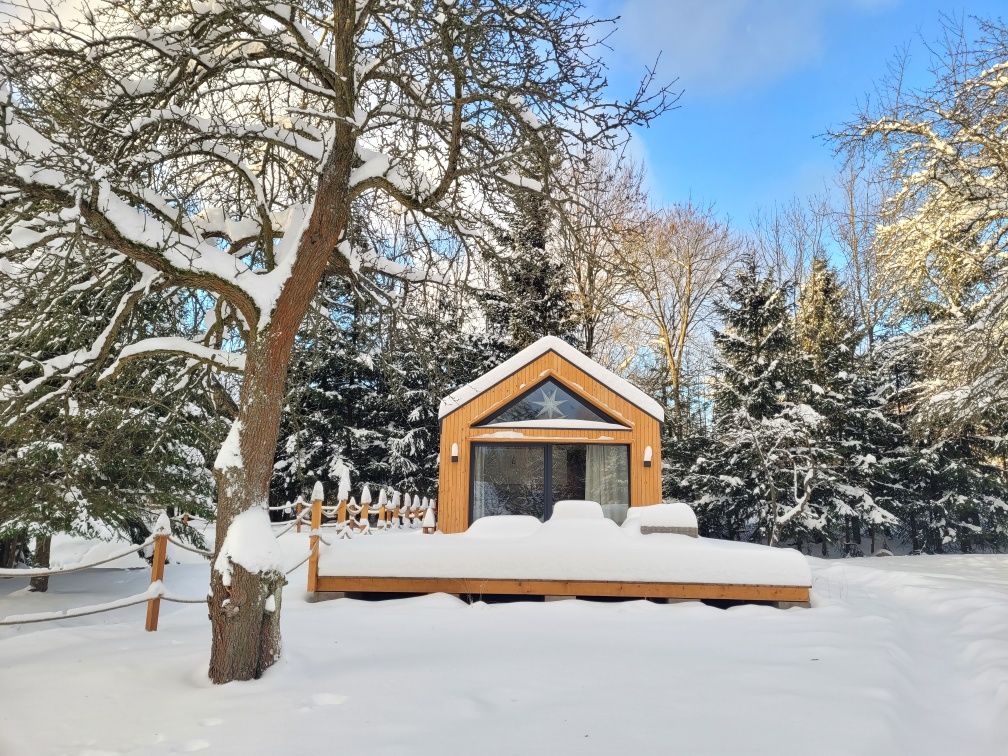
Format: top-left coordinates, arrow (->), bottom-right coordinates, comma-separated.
314,574 -> 810,604
306,498 -> 811,607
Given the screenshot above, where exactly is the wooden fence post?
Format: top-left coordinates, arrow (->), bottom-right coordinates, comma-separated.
145,512 -> 170,632
307,490 -> 323,593
295,496 -> 305,534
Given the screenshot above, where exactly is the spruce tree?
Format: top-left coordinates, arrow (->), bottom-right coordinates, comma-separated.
796,257 -> 899,554
687,259 -> 826,545
482,191 -> 579,351
881,348 -> 1008,553
272,281 -> 389,506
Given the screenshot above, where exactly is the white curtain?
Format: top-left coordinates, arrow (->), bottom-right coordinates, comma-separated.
586,445 -> 629,524
472,445 -> 489,520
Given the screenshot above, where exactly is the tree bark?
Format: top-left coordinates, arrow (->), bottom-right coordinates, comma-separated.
0,536 -> 23,569
29,534 -> 51,592
206,107 -> 354,683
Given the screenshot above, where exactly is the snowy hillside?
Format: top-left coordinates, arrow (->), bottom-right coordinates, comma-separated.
2,542 -> 1006,756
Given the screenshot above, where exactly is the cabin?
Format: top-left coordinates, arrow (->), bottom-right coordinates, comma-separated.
436,336 -> 664,533
308,336 -> 813,606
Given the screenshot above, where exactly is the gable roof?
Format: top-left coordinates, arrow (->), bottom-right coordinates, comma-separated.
438,336 -> 665,421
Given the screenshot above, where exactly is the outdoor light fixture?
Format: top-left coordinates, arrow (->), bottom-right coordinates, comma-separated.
643,445 -> 653,468
451,442 -> 459,463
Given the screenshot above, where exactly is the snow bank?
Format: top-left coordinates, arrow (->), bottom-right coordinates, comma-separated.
213,508 -> 283,586
465,516 -> 543,538
3,554 -> 1008,755
319,515 -> 811,587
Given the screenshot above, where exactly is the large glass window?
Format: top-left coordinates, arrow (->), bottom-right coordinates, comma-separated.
471,444 -> 546,520
470,443 -> 630,524
476,378 -> 621,427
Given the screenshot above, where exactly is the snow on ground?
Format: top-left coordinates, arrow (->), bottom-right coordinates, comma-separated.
1,526 -> 1006,756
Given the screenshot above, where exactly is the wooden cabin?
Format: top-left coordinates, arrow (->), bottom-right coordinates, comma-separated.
435,336 -> 664,533
307,336 -> 812,607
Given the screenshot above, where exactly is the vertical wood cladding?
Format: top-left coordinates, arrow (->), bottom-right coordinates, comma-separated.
437,350 -> 663,533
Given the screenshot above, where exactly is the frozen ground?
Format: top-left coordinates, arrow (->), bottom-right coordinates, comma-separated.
1,525 -> 1006,756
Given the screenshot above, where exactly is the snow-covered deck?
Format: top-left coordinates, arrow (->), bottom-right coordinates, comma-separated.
313,509 -> 812,604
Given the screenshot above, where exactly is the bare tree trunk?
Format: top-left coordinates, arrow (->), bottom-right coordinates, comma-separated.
29,534 -> 51,592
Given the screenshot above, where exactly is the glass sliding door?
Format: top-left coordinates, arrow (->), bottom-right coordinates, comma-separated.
471,443 -> 547,520
471,442 -> 631,525
551,444 -> 587,503
552,444 -> 630,523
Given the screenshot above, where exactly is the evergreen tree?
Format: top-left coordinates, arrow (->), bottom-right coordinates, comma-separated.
686,260 -> 826,545
273,289 -> 501,505
796,257 -> 899,555
881,347 -> 1008,553
482,191 -> 579,350
0,260 -> 220,582
272,281 -> 389,506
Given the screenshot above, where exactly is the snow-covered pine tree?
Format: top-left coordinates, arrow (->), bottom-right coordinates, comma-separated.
795,257 -> 899,554
482,187 -> 580,351
687,259 -> 827,546
383,308 -> 454,495
0,249 -> 220,585
879,344 -> 1008,554
272,280 -> 390,506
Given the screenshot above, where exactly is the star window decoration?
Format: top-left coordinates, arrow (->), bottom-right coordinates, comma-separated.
531,387 -> 569,418
476,378 -> 621,426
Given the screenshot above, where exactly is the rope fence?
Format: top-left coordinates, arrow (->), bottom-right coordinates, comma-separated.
166,536 -> 214,558
0,536 -> 158,578
0,514 -> 207,632
0,481 -> 434,632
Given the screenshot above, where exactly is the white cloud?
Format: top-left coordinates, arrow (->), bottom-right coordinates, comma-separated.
611,0 -> 895,96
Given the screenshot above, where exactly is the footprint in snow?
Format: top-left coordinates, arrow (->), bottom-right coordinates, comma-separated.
200,717 -> 224,727
183,740 -> 210,752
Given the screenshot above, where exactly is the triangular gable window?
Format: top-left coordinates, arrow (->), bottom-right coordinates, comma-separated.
476,378 -> 625,428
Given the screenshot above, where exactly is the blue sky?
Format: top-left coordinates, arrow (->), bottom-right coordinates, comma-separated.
589,0 -> 1005,225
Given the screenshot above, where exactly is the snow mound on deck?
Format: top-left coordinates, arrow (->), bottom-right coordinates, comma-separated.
624,502 -> 698,530
466,516 -> 544,538
550,500 -> 605,520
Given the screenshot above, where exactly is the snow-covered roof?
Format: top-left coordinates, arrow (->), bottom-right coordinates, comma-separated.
438,336 -> 665,421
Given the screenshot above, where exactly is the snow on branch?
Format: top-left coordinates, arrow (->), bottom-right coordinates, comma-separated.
99,337 -> 246,380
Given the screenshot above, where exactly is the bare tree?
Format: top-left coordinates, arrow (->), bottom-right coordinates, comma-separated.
615,203 -> 740,431
552,150 -> 649,363
749,197 -> 829,311
828,157 -> 895,351
0,0 -> 671,682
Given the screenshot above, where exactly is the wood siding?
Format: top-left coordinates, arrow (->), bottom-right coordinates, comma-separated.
437,350 -> 663,533
315,575 -> 810,604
